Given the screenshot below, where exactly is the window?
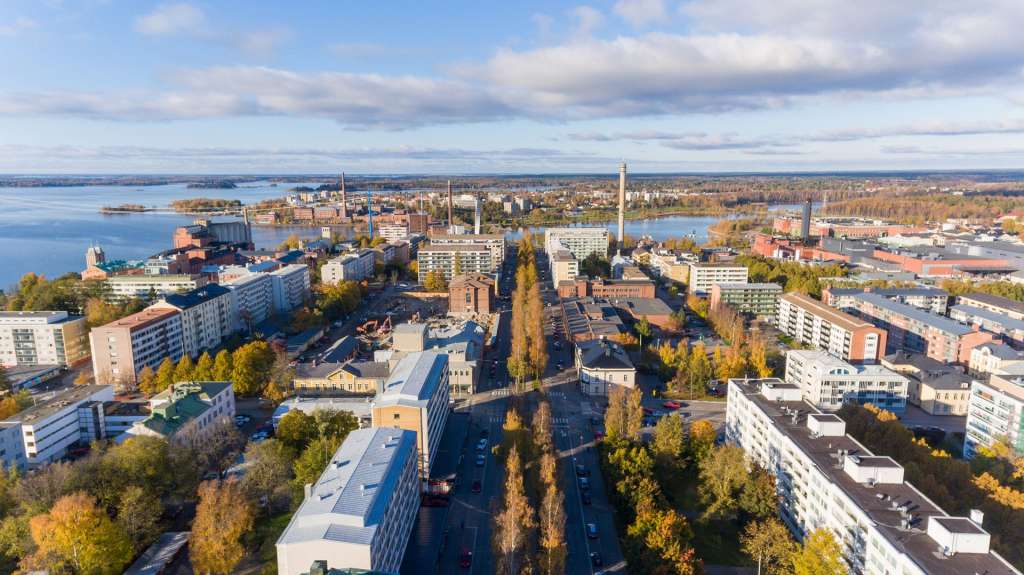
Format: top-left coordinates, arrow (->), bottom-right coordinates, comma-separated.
393,413 -> 400,420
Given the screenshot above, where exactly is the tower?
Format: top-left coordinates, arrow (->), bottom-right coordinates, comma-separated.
801,199 -> 812,241
367,188 -> 374,239
617,162 -> 627,254
86,244 -> 105,268
340,172 -> 348,219
447,180 -> 454,228
474,194 -> 482,235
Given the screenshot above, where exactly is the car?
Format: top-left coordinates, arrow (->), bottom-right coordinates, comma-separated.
581,491 -> 592,505
578,476 -> 590,490
594,431 -> 605,442
476,438 -> 488,451
575,463 -> 589,477
471,480 -> 482,493
475,454 -> 486,467
250,431 -> 268,443
479,428 -> 490,439
642,407 -> 653,415
663,400 -> 681,410
556,362 -> 563,370
459,550 -> 473,569
586,523 -> 599,539
590,552 -> 603,567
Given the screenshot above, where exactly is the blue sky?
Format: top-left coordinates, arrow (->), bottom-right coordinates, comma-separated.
2,0 -> 1024,174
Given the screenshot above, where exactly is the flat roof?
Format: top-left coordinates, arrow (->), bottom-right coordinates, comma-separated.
277,427 -> 417,547
959,292 -> 1024,316
376,351 -> 447,408
853,293 -> 973,336
952,304 -> 1024,332
828,287 -> 947,298
95,307 -> 180,331
2,385 -> 111,424
780,292 -> 877,332
159,284 -> 231,310
0,310 -> 78,323
419,243 -> 489,253
715,282 -> 782,291
610,297 -> 674,317
430,234 -> 504,241
730,378 -> 1018,575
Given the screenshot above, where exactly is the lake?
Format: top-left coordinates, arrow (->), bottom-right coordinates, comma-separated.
0,181 -> 734,289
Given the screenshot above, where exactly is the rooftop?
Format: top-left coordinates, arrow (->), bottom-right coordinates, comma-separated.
852,292 -> 974,336
729,378 -> 1019,575
951,304 -> 1024,332
418,244 -> 489,253
277,427 -> 417,548
95,307 -> 180,331
781,292 -> 877,332
0,310 -> 79,323
376,352 -> 448,408
715,282 -> 783,291
828,287 -> 948,298
609,297 -> 674,317
159,284 -> 231,310
561,297 -> 625,340
959,292 -> 1024,316
2,385 -> 112,424
788,349 -> 907,379
577,338 -> 634,370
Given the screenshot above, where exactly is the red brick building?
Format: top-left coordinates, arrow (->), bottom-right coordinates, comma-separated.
448,274 -> 495,316
556,277 -> 656,299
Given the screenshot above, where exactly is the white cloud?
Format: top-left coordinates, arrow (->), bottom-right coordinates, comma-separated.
614,0 -> 666,27
812,119 -> 1024,141
0,17 -> 37,37
569,129 -> 798,151
570,6 -> 605,37
134,3 -> 207,37
237,28 -> 292,57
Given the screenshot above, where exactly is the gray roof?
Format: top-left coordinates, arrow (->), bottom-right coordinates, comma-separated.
2,385 -> 112,424
610,297 -> 673,317
123,532 -> 190,575
160,284 -> 231,310
715,282 -> 783,291
376,351 -> 448,408
852,292 -> 973,336
277,427 -> 417,547
951,304 -> 1024,332
577,338 -> 634,370
976,342 -> 1024,361
959,292 -> 1024,316
829,287 -> 947,298
322,336 -> 359,363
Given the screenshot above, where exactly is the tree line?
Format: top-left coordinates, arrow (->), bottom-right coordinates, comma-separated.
2,272 -> 148,327
133,339 -> 290,400
735,254 -> 847,298
508,235 -> 547,391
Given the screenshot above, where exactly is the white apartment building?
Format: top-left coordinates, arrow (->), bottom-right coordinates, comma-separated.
377,222 -> 410,242
686,263 -> 748,296
969,343 -> 1024,377
428,234 -> 506,269
416,244 -> 492,284
964,373 -> 1024,459
2,385 -> 114,467
784,350 -> 909,413
0,311 -> 89,367
727,378 -> 1020,575
575,338 -> 636,396
271,264 -> 311,313
550,248 -> 580,286
372,351 -> 450,475
543,227 -> 609,262
0,423 -> 26,470
382,321 -> 484,400
648,250 -> 695,284
223,272 -> 274,331
776,292 -> 886,363
276,427 -> 419,575
150,284 -> 234,358
322,250 -> 376,284
89,308 -> 184,386
824,287 -> 950,315
104,274 -> 207,301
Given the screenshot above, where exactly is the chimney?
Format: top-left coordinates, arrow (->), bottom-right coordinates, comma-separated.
367,188 -> 374,239
618,163 -> 627,255
447,180 -> 454,228
801,199 -> 812,241
474,194 -> 482,235
340,172 -> 348,219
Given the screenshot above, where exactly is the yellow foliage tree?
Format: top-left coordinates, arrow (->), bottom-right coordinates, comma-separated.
189,480 -> 256,574
28,492 -> 133,575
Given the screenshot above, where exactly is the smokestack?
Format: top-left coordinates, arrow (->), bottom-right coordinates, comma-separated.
447,180 -> 453,228
801,199 -> 812,241
474,194 -> 481,235
618,163 -> 627,254
340,172 -> 348,219
367,188 -> 374,239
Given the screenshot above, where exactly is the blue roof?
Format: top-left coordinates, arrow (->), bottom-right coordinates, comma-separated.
853,292 -> 972,335
377,351 -> 448,407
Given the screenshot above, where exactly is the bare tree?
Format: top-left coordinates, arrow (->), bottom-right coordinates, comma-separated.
493,445 -> 536,575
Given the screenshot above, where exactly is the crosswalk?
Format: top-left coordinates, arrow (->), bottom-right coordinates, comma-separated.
489,389 -> 511,397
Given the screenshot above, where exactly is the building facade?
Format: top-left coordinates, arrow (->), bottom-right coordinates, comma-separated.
104,274 -> 207,301
964,373 -> 1024,459
0,311 -> 89,367
543,228 -> 609,262
557,277 -> 656,300
710,283 -> 782,317
957,292 -> 1024,321
448,274 -> 495,316
776,292 -> 886,363
89,308 -> 184,386
823,287 -> 950,315
686,263 -> 748,296
276,427 -> 419,575
726,378 -> 1018,575
223,272 -> 274,331
950,304 -> 1024,347
784,350 -> 909,413
322,250 -> 376,284
127,381 -> 235,439
150,285 -> 234,359
1,385 -> 114,467
428,234 -> 506,269
416,244 -> 492,284
271,264 -> 312,313
575,338 -> 636,395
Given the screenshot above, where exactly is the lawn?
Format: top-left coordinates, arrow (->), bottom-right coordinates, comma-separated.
252,511 -> 293,574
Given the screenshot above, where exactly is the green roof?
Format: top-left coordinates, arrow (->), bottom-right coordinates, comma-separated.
143,395 -> 210,435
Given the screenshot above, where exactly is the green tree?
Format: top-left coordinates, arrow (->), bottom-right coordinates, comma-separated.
740,466 -> 779,520
240,439 -> 293,513
154,357 -> 176,394
652,413 -> 686,467
635,316 -> 652,350
313,409 -> 359,444
292,437 -> 341,499
193,351 -> 215,381
698,445 -> 748,519
212,349 -> 233,381
275,410 -> 316,453
688,419 -> 716,463
173,354 -> 195,382
791,528 -> 846,575
742,518 -> 797,575
28,492 -> 133,575
116,485 -> 162,552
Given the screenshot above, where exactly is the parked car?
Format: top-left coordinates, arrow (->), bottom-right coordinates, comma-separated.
475,454 -> 486,467
471,480 -> 482,494
578,476 -> 590,490
590,552 -> 603,567
459,550 -> 473,569
575,464 -> 589,477
581,491 -> 592,505
663,401 -> 681,410
476,438 -> 488,452
586,523 -> 599,539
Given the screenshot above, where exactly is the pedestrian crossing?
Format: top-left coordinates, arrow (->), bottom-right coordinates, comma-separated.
489,389 -> 511,397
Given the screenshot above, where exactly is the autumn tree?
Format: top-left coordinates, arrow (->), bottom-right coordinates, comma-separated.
635,316 -> 652,350
749,336 -> 773,378
154,356 -> 175,394
116,485 -> 162,552
292,437 -> 340,500
231,340 -> 276,396
28,492 -> 132,575
538,479 -> 566,575
193,351 -> 215,381
493,445 -> 535,575
173,354 -> 195,382
527,281 -> 547,383
625,387 -> 645,440
698,445 -> 748,519
241,439 -> 294,512
790,528 -> 846,575
688,419 -> 717,463
605,385 -> 628,440
741,518 -> 797,575
652,413 -> 686,468
212,349 -> 233,381
190,480 -> 255,575
740,465 -> 779,520
274,410 -> 316,453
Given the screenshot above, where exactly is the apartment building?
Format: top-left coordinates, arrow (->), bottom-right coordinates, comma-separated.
322,250 -> 376,284
371,351 -> 450,475
648,250 -> 693,283
964,373 -> 1024,458
448,274 -> 495,316
275,428 -> 419,575
710,283 -> 782,317
543,227 -> 609,262
776,293 -> 886,363
849,292 -> 994,365
823,287 -> 949,315
726,378 -> 1019,575
970,343 -> 1024,377
150,285 -> 233,358
686,263 -> 748,296
549,248 -> 580,286
882,352 -> 974,416
0,311 -> 89,367
957,292 -> 1024,321
90,308 -> 184,386
104,274 -> 207,301
2,385 -> 114,467
382,322 -> 483,400
416,244 -> 492,284
376,223 -> 409,243
271,264 -> 312,313
575,338 -> 636,396
223,272 -> 274,331
950,304 -> 1024,347
127,381 -> 235,439
429,234 -> 506,269
784,350 -> 908,413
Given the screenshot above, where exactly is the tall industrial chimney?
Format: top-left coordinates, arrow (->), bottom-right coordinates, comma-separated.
447,180 -> 454,228
339,172 -> 348,219
801,199 -> 812,241
474,194 -> 482,235
618,163 -> 627,254
367,188 -> 374,239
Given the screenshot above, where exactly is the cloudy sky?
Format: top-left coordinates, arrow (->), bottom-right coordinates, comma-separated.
2,0 -> 1024,173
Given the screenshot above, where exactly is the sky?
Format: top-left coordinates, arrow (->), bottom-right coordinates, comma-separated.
2,0 -> 1024,174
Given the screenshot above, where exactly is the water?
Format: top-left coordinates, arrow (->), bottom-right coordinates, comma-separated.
505,215 -> 723,244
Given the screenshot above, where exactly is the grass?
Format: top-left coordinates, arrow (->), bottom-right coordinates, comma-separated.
252,510 -> 293,574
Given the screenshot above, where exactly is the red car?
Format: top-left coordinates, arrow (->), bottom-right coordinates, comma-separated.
594,431 -> 605,442
642,407 -> 653,415
663,401 -> 682,410
459,550 -> 473,569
